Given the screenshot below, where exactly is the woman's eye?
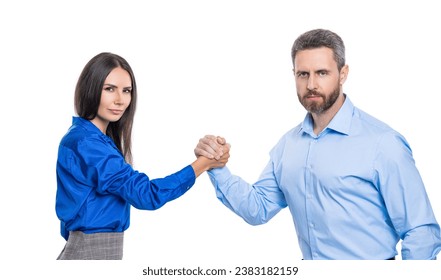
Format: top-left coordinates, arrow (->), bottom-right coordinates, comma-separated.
104,86 -> 114,92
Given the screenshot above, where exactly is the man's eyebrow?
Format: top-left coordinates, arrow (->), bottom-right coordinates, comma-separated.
295,70 -> 308,74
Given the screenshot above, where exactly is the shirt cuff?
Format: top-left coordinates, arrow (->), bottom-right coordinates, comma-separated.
180,165 -> 197,190
207,166 -> 232,186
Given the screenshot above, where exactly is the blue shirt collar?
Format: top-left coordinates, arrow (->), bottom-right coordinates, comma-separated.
301,95 -> 354,137
72,116 -> 103,135
72,116 -> 119,149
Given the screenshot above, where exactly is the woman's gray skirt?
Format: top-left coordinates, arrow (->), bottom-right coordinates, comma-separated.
57,231 -> 124,260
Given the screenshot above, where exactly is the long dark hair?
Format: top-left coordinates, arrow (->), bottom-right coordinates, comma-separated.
74,52 -> 137,165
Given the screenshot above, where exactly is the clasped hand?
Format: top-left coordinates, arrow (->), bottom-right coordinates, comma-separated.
195,135 -> 230,165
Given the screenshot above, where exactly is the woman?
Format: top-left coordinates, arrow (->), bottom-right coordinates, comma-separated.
55,52 -> 229,260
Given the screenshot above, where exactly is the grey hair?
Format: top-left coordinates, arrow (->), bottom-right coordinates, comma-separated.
291,29 -> 345,71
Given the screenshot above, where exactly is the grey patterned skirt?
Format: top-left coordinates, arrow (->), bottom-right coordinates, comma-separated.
57,231 -> 124,260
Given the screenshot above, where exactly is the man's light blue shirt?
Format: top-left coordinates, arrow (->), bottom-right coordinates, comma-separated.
208,96 -> 441,260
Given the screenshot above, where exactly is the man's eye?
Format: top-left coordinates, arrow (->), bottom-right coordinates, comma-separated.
318,71 -> 328,76
297,72 -> 308,78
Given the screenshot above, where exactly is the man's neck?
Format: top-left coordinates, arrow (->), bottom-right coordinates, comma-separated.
311,94 -> 345,135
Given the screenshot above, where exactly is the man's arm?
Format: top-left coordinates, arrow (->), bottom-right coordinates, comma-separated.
375,132 -> 441,259
195,135 -> 287,225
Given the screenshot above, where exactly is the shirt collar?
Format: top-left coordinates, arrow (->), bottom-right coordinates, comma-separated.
300,95 -> 354,137
72,116 -> 119,149
72,116 -> 103,134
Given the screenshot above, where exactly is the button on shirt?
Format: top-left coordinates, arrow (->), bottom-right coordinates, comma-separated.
56,117 -> 196,240
208,97 -> 441,259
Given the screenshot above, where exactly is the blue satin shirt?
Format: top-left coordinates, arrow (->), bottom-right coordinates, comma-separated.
56,117 -> 195,240
208,96 -> 441,259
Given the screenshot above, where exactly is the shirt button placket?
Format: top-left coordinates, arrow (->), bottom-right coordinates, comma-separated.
305,138 -> 318,257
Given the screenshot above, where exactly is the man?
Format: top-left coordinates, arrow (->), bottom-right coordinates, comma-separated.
195,29 -> 441,260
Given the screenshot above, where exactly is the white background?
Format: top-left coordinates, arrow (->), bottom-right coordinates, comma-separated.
1,0 -> 440,278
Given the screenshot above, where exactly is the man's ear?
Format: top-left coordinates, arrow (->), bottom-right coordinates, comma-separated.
340,65 -> 349,85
